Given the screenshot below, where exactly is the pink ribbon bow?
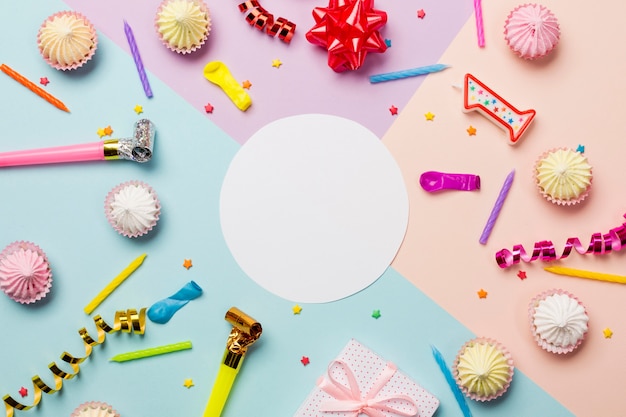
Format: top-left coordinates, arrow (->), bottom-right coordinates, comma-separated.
317,360 -> 419,417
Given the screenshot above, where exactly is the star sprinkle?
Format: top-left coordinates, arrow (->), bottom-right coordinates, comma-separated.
183,379 -> 194,388
424,112 -> 435,121
466,125 -> 477,136
384,38 -> 392,48
97,127 -> 106,138
417,9 -> 426,19
371,309 -> 381,319
183,259 -> 193,270
603,328 -> 613,338
242,80 -> 252,89
272,59 -> 282,68
300,356 -> 310,366
389,105 -> 398,115
292,304 -> 302,314
204,103 -> 214,113
18,387 -> 27,397
576,144 -> 585,153
103,125 -> 113,136
39,77 -> 49,86
477,289 -> 488,299
134,104 -> 143,114
517,270 -> 527,280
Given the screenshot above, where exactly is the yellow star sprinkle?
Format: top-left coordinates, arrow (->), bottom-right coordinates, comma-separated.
103,125 -> 113,136
467,125 -> 477,136
134,104 -> 143,114
603,328 -> 613,338
183,379 -> 194,388
424,112 -> 435,121
292,304 -> 302,314
97,127 -> 106,138
272,59 -> 282,68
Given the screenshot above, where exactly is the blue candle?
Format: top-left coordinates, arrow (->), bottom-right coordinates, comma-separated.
369,64 -> 449,84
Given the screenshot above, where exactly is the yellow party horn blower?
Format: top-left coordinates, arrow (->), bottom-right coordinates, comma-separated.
203,307 -> 262,417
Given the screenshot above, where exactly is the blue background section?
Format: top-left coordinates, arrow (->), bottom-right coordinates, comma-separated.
0,1 -> 573,416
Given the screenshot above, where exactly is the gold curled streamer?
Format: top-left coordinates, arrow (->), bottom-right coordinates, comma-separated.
2,308 -> 146,417
237,0 -> 296,43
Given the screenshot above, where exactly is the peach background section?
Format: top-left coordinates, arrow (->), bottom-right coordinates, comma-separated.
384,0 -> 626,415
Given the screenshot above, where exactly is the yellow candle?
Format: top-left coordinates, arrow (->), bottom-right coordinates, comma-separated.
84,253 -> 147,314
544,266 -> 626,284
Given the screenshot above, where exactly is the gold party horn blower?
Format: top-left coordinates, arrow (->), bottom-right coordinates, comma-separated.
203,307 -> 262,417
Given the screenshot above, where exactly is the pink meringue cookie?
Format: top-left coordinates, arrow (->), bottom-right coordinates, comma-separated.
0,241 -> 52,304
504,3 -> 560,60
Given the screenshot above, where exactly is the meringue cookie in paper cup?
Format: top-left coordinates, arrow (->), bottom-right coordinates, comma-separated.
155,0 -> 211,54
453,337 -> 514,402
105,180 -> 161,238
37,11 -> 98,70
504,3 -> 560,60
534,147 -> 592,206
528,289 -> 589,354
0,241 -> 52,304
70,401 -> 120,417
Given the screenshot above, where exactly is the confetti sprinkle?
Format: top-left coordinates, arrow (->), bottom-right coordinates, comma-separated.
97,127 -> 106,138
517,270 -> 527,280
424,111 -> 435,121
417,9 -> 426,19
103,126 -> 113,136
18,387 -> 27,398
477,289 -> 488,299
204,103 -> 214,113
371,309 -> 381,319
576,144 -> 585,153
300,356 -> 310,366
384,39 -> 392,47
292,304 -> 302,314
183,379 -> 194,388
272,59 -> 282,68
242,80 -> 252,89
134,104 -> 143,114
603,328 -> 613,338
183,259 -> 192,270
39,77 -> 49,86
389,105 -> 398,115
466,125 -> 477,136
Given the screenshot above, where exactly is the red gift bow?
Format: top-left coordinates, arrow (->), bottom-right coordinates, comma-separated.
317,360 -> 418,417
305,0 -> 388,72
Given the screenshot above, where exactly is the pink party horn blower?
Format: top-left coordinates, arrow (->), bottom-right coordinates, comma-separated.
0,119 -> 155,167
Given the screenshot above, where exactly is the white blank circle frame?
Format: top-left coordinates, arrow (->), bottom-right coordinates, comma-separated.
220,114 -> 409,303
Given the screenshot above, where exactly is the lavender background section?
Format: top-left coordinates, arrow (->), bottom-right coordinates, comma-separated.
61,0 -> 474,143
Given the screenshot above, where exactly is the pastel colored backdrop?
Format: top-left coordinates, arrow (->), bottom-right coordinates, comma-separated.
0,0 -> 614,416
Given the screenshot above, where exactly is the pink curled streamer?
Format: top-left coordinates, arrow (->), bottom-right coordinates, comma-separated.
473,0 -> 485,47
495,213 -> 626,268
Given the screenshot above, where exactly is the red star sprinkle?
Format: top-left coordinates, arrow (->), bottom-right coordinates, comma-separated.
204,103 -> 214,113
39,77 -> 49,86
389,105 -> 398,115
517,270 -> 527,280
417,9 -> 426,19
300,356 -> 310,366
18,387 -> 27,397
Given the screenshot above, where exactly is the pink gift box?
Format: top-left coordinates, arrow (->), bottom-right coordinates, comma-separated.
294,339 -> 439,417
